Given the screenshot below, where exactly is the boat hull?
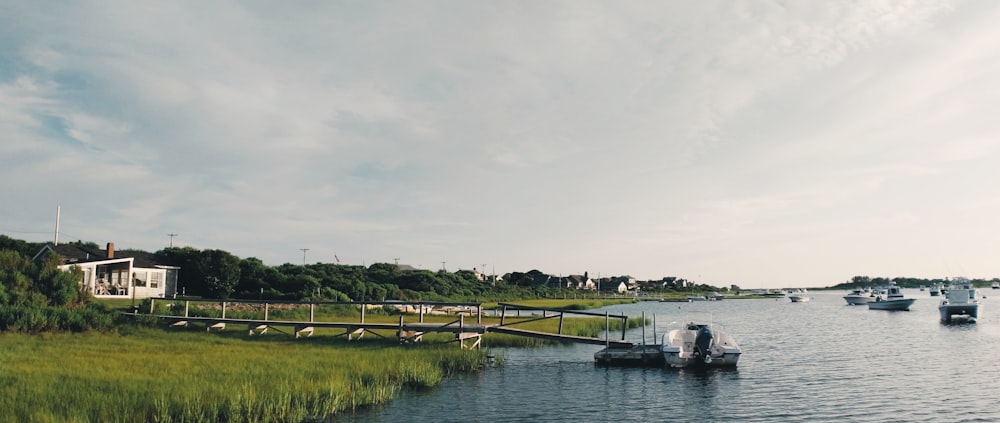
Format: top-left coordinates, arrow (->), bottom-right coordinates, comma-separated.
939,304 -> 979,323
663,350 -> 741,368
843,295 -> 873,305
789,295 -> 810,302
868,298 -> 915,311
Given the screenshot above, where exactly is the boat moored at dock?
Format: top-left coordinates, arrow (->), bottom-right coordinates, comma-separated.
661,319 -> 741,368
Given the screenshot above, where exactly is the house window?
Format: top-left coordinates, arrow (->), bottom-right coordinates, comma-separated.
134,272 -> 148,287
149,272 -> 162,289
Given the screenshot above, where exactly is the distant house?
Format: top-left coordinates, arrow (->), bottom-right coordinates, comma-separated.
564,274 -> 596,290
593,278 -> 622,294
32,242 -> 179,299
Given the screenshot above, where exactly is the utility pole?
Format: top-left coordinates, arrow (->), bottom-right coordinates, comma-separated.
167,233 -> 178,248
300,248 -> 309,265
441,261 -> 446,271
393,258 -> 400,265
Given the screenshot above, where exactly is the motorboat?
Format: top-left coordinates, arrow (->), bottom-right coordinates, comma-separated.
929,283 -> 941,297
788,293 -> 811,302
939,278 -> 982,323
868,285 -> 915,311
992,282 -> 999,290
787,289 -> 811,302
661,318 -> 741,368
843,288 -> 875,305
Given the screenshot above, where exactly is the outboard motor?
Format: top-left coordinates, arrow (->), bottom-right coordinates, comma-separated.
694,325 -> 714,359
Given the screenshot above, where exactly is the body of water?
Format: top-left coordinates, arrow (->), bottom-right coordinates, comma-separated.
340,290 -> 1000,422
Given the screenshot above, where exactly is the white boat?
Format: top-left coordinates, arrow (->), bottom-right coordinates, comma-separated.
788,289 -> 811,302
929,283 -> 941,296
843,288 -> 875,305
992,282 -> 999,290
867,285 -> 916,311
788,294 -> 811,302
939,278 -> 982,323
661,317 -> 741,368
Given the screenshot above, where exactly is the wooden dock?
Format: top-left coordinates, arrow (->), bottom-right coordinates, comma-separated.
142,298 -> 637,350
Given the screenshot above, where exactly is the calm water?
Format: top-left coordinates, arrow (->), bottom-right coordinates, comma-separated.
339,290 -> 1000,422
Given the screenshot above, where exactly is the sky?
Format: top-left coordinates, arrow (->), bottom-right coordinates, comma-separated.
3,1 -> 1000,289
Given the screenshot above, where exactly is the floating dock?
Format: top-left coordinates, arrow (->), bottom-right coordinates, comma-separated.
594,344 -> 665,367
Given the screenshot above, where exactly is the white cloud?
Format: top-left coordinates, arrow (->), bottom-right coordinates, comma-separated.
6,0 -> 1000,286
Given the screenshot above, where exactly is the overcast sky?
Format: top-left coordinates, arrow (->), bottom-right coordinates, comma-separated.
3,1 -> 999,288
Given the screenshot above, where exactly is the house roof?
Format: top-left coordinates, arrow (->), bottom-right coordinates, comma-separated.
33,243 -> 172,268
33,243 -> 109,264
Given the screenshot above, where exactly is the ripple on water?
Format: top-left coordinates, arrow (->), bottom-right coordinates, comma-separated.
341,291 -> 1000,422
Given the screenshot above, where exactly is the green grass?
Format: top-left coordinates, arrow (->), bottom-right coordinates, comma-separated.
0,328 -> 486,422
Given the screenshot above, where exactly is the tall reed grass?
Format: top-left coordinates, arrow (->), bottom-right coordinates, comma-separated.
0,328 -> 486,422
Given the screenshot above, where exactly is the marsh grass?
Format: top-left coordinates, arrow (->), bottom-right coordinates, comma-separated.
0,328 -> 485,422
482,298 -> 637,310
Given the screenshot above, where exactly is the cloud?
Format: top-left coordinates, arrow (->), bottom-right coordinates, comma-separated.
6,0 -> 1000,286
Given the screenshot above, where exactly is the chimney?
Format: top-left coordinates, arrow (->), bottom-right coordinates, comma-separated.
106,242 -> 115,259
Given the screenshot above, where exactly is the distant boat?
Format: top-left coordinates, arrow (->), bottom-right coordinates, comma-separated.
844,288 -> 875,306
929,283 -> 942,296
868,285 -> 916,311
788,289 -> 811,302
940,278 -> 982,323
992,282 -> 999,290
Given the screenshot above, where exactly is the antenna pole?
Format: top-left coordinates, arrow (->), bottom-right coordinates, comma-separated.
300,248 -> 309,265
167,233 -> 178,248
54,206 -> 60,246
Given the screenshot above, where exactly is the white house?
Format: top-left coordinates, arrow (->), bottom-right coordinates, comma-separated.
33,242 -> 179,299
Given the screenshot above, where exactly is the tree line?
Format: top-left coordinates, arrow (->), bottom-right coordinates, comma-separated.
0,235 -> 642,303
834,275 -> 1000,289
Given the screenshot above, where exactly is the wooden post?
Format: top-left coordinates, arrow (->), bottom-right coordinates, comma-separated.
641,311 -> 646,346
477,304 -> 482,324
361,303 -> 366,324
264,302 -> 269,320
605,311 -> 609,348
652,314 -> 657,345
149,298 -> 155,314
419,303 -> 424,323
500,304 -> 507,326
558,312 -> 565,334
309,303 -> 315,322
184,300 -> 189,317
621,315 -> 627,341
221,302 -> 226,319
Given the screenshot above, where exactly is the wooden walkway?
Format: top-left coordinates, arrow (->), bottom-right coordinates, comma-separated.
144,298 -> 635,350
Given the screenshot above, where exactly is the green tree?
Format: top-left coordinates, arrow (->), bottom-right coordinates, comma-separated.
198,249 -> 241,298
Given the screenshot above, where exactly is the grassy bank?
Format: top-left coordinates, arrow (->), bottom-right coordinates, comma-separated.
482,297 -> 637,310
0,328 -> 486,422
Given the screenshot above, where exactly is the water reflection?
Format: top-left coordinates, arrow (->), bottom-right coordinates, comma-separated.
343,291 -> 1000,422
